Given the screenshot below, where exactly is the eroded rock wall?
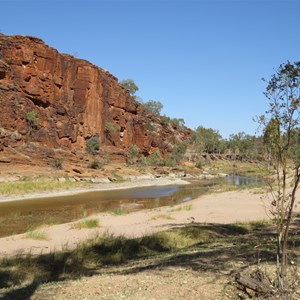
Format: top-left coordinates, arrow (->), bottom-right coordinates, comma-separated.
0,34 -> 191,163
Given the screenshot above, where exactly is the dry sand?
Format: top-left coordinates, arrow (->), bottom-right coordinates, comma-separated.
0,186 -> 280,258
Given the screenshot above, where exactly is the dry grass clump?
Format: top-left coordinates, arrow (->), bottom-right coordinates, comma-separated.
25,228 -> 49,241
169,204 -> 193,212
71,219 -> 100,230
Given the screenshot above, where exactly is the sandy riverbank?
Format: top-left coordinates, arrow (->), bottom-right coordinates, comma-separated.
0,186 -> 282,258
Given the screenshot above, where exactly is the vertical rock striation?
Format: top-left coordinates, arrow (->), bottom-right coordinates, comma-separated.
0,34 -> 191,162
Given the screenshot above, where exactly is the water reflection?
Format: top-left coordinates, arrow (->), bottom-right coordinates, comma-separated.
225,175 -> 262,186
0,176 -> 262,237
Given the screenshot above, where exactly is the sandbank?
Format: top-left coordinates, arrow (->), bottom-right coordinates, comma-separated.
0,187 -> 281,258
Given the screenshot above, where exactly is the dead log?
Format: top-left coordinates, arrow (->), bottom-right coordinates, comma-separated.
235,272 -> 273,295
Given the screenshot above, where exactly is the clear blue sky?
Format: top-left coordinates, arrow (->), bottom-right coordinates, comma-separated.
1,0 -> 300,138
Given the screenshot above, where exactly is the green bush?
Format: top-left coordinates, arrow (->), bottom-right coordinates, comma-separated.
147,151 -> 163,166
127,144 -> 140,165
195,159 -> 205,169
105,122 -> 121,133
147,122 -> 156,132
86,135 -> 100,154
163,155 -> 177,167
50,158 -> 64,170
171,142 -> 187,163
88,159 -> 104,170
138,155 -> 148,166
160,115 -> 171,125
26,111 -> 39,127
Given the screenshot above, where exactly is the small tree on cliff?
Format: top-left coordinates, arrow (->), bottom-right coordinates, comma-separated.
143,100 -> 163,117
258,61 -> 300,296
119,79 -> 139,96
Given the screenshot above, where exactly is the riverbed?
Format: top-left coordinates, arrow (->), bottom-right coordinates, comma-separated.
0,175 -> 262,237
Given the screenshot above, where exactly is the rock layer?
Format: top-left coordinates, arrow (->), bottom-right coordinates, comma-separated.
0,34 -> 191,164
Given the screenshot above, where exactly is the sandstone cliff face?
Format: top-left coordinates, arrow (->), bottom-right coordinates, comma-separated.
0,34 -> 191,164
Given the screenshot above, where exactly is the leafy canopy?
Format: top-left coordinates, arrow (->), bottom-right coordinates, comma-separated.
143,100 -> 163,116
119,79 -> 139,96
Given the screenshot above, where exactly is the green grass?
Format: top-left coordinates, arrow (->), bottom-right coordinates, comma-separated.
150,214 -> 175,221
0,179 -> 91,196
110,171 -> 124,182
25,229 -> 49,241
169,204 -> 193,212
112,208 -> 129,216
71,219 -> 100,229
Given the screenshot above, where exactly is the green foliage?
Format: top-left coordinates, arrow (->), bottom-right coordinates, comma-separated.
119,79 -> 139,96
228,132 -> 257,156
169,204 -> 193,212
160,115 -> 171,125
194,126 -> 222,154
172,142 -> 187,162
163,143 -> 187,166
105,122 -> 121,132
163,155 -> 177,167
195,159 -> 206,169
170,118 -> 185,130
86,134 -> 100,154
88,159 -> 104,170
25,228 -> 49,240
112,208 -> 129,216
143,100 -> 163,116
147,150 -> 163,166
26,111 -> 39,127
127,144 -> 140,165
147,121 -> 155,132
289,129 -> 300,165
138,155 -> 148,166
259,60 -> 300,292
72,219 -> 99,229
50,158 -> 64,170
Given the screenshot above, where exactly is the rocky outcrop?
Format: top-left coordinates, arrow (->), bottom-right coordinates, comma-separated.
0,34 -> 192,164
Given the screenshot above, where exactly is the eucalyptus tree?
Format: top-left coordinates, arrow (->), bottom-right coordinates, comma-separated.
119,79 -> 139,96
259,61 -> 300,296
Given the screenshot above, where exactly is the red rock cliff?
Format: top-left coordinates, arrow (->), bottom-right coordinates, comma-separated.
0,34 -> 191,164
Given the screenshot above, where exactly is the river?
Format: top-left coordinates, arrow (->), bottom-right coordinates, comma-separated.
0,175 -> 262,237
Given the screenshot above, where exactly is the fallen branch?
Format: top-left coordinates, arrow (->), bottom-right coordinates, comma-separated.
235,271 -> 274,296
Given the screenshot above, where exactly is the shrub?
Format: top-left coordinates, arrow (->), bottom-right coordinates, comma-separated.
147,151 -> 163,166
26,111 -> 39,127
138,155 -> 148,166
163,155 -> 177,167
50,158 -> 64,170
160,115 -> 171,125
147,122 -> 156,132
170,118 -> 185,130
127,144 -> 140,165
195,159 -> 205,169
105,122 -> 121,133
171,142 -> 187,163
86,135 -> 100,154
72,219 -> 99,229
88,159 -> 104,170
